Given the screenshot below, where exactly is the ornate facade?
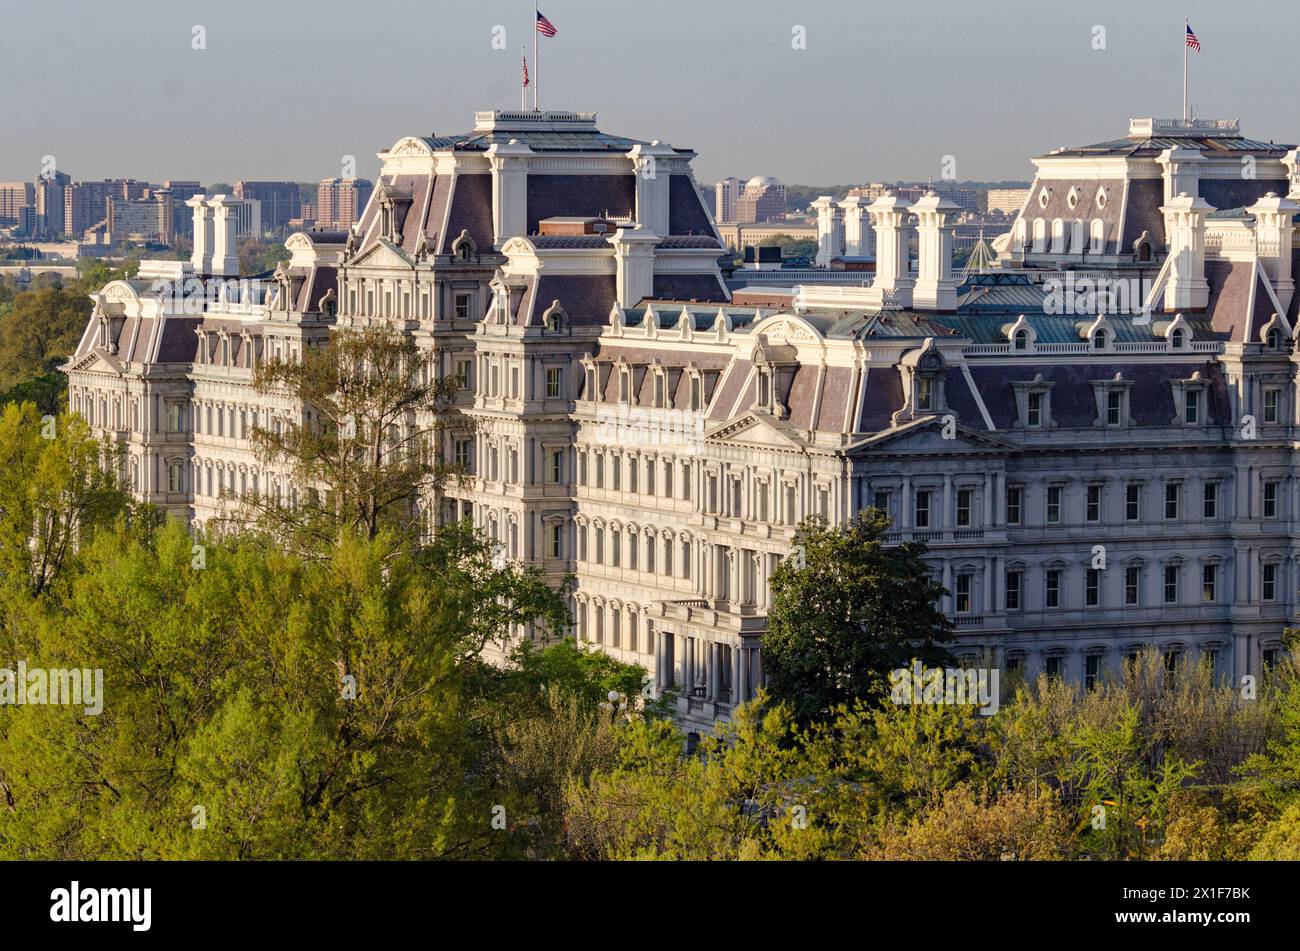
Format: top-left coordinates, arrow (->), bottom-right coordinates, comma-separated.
66,112 -> 1300,730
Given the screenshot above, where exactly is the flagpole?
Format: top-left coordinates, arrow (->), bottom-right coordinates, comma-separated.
534,1 -> 540,112
521,47 -> 527,111
1183,17 -> 1188,121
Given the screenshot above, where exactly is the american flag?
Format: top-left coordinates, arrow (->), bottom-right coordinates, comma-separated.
522,53 -> 530,87
537,10 -> 557,37
1186,24 -> 1200,52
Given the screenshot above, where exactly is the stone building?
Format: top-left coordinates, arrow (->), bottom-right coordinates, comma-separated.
66,112 -> 1298,730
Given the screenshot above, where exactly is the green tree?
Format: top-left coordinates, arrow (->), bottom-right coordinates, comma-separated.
246,326 -> 471,553
0,404 -> 129,598
763,511 -> 954,722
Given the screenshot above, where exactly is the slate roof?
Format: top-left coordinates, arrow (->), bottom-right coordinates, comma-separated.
1046,136 -> 1291,159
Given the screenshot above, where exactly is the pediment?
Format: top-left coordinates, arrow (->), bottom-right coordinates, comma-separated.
64,347 -> 125,376
850,415 -> 1013,454
350,239 -> 414,269
706,411 -> 808,449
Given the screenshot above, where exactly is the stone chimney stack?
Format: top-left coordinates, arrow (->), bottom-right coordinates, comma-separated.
1247,192 -> 1300,313
187,194 -> 213,275
863,192 -> 915,308
812,196 -> 844,266
1160,192 -> 1212,311
839,195 -> 874,258
208,194 -> 240,277
910,191 -> 961,312
609,225 -> 660,308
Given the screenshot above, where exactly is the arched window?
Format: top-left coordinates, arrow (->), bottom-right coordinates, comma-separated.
1171,328 -> 1184,348
1031,218 -> 1046,253
1090,219 -> 1105,254
1014,329 -> 1029,351
1050,218 -> 1066,253
1093,329 -> 1107,350
1267,327 -> 1282,350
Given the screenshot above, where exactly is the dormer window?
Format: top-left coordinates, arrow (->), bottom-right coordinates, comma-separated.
690,375 -> 703,410
381,203 -> 394,241
1014,329 -> 1029,351
1170,328 -> 1184,348
1013,374 -> 1054,430
757,370 -> 771,409
1094,373 -> 1132,428
1171,372 -> 1208,426
654,374 -> 666,409
1267,327 -> 1282,350
1093,329 -> 1107,350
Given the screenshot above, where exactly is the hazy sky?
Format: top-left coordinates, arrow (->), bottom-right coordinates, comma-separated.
3,0 -> 1295,187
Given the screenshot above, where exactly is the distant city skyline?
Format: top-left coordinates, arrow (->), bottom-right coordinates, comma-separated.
3,0 -> 1293,186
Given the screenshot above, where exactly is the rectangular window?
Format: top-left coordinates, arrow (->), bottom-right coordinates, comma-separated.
1046,485 -> 1062,524
1086,484 -> 1102,523
1264,388 -> 1280,424
917,377 -> 934,410
1106,389 -> 1123,426
1045,569 -> 1061,609
1203,481 -> 1218,519
548,524 -> 562,559
1125,565 -> 1141,605
1085,654 -> 1101,691
454,292 -> 471,321
914,490 -> 932,528
956,488 -> 973,527
1005,570 -> 1022,611
546,367 -> 563,399
1125,483 -> 1141,521
1006,486 -> 1022,525
955,573 -> 972,614
1044,655 -> 1062,679
1264,562 -> 1278,601
1027,391 -> 1043,427
1264,481 -> 1279,518
1163,564 -> 1179,604
1164,483 -> 1180,520
873,490 -> 890,516
455,358 -> 472,391
547,450 -> 562,484
167,402 -> 182,432
1202,563 -> 1217,603
1184,388 -> 1201,424
1085,568 -> 1101,607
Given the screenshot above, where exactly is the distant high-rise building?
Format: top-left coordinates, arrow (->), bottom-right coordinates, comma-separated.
164,181 -> 202,238
736,176 -> 786,224
107,191 -> 174,244
0,182 -> 34,228
63,179 -> 152,239
317,178 -> 373,231
225,198 -> 262,239
985,187 -> 1031,216
34,170 -> 71,236
234,181 -> 301,232
714,177 -> 741,224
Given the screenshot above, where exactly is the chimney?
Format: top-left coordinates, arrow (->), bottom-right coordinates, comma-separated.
187,194 -> 213,275
863,192 -> 915,308
485,139 -> 533,244
812,196 -> 844,266
838,195 -> 873,258
910,191 -> 961,311
1247,192 -> 1300,313
608,225 -> 660,307
208,194 -> 240,277
1160,192 -> 1211,311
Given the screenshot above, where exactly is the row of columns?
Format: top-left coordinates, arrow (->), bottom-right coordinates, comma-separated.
653,631 -> 763,706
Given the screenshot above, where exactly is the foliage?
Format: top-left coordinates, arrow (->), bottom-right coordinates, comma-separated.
246,326 -> 472,553
763,510 -> 953,722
